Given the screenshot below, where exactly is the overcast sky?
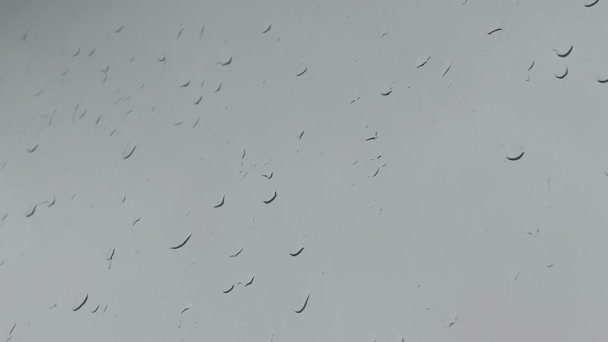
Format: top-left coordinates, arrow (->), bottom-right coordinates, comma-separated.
1,0 -> 608,341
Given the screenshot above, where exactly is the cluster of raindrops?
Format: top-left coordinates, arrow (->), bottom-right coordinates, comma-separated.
2,0 -> 608,341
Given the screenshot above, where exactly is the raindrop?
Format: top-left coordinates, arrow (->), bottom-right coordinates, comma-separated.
553,44 -> 573,58
441,61 -> 452,77
585,0 -> 599,7
380,88 -> 392,96
218,56 -> 232,66
416,54 -> 431,69
223,284 -> 235,294
295,294 -> 310,313
26,143 -> 38,153
554,67 -> 568,79
72,293 -> 89,311
595,68 -> 608,83
487,27 -> 502,35
170,233 -> 192,250
25,204 -> 37,218
122,143 -> 137,159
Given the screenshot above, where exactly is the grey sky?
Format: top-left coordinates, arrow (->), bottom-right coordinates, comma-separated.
1,0 -> 608,341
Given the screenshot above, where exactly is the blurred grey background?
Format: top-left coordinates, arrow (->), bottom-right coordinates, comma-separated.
1,0 -> 608,341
